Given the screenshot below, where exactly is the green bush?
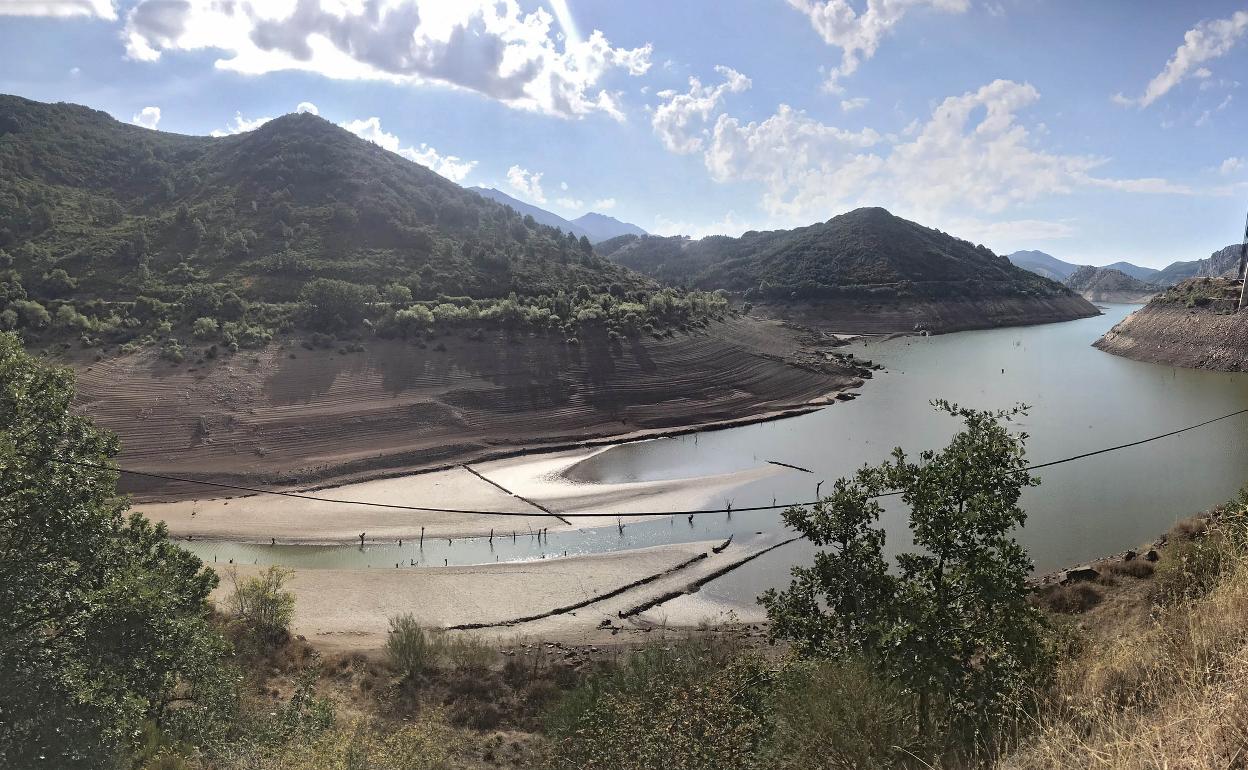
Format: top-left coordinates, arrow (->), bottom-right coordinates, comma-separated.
385,614 -> 444,677
192,316 -> 219,340
226,566 -> 296,647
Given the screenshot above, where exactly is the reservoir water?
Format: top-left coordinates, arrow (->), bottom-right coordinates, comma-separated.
183,305 -> 1248,610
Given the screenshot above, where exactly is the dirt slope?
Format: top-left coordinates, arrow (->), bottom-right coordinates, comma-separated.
1094,279 -> 1248,371
72,318 -> 857,499
748,294 -> 1099,334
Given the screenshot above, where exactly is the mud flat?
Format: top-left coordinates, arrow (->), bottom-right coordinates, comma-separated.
1094,280 -> 1248,372
71,316 -> 855,500
749,294 -> 1099,335
211,535 -> 789,651
140,445 -> 790,542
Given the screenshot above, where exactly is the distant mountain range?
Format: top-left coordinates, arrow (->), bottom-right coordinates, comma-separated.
470,186 -> 646,243
1008,247 -> 1241,287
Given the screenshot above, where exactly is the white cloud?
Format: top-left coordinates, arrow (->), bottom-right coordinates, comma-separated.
340,117 -> 476,182
650,211 -> 771,239
1115,10 -> 1248,107
210,111 -> 273,137
1220,156 -> 1245,175
592,197 -> 617,210
555,196 -> 584,210
787,0 -> 970,91
944,216 -> 1078,247
651,65 -> 752,154
295,101 -> 318,115
0,0 -> 115,19
660,78 -> 1205,229
131,106 -> 161,129
507,165 -> 546,203
840,97 -> 870,112
122,0 -> 651,120
69,66 -> 81,76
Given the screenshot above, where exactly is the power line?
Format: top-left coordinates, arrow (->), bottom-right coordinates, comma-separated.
12,407 -> 1248,519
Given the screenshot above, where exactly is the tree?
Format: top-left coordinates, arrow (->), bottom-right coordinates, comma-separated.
761,401 -> 1050,754
0,332 -> 227,768
226,566 -> 295,648
299,278 -> 376,331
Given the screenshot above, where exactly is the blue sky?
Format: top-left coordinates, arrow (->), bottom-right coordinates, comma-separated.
2,1 -> 1247,267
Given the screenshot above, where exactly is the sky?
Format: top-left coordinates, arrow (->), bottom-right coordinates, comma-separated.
2,1 -> 1247,268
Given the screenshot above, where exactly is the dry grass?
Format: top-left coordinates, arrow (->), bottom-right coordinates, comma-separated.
1005,513 -> 1248,769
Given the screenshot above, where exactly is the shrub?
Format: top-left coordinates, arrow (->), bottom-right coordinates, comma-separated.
1036,582 -> 1103,614
1151,533 -> 1231,606
444,634 -> 497,672
226,566 -> 296,647
12,299 -> 50,329
192,317 -> 219,340
159,338 -> 185,363
765,659 -> 921,770
545,644 -> 771,770
386,615 -> 444,677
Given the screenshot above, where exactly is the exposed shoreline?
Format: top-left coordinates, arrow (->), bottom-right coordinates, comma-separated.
1094,280 -> 1248,372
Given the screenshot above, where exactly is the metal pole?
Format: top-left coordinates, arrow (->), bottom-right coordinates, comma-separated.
1239,208 -> 1248,311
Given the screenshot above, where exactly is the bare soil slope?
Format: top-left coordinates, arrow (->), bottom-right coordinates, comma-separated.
73,318 -> 856,499
748,294 -> 1098,334
1094,278 -> 1248,371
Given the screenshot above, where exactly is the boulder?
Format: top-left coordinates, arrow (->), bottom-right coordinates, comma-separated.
1060,566 -> 1100,585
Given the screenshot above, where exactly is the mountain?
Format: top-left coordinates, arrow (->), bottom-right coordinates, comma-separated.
571,212 -> 647,242
1007,250 -> 1080,281
470,186 -> 593,240
1008,251 -> 1162,284
1102,261 -> 1160,282
607,207 -> 1098,333
1151,244 -> 1242,286
468,189 -> 646,244
1064,265 -> 1157,304
0,94 -> 697,345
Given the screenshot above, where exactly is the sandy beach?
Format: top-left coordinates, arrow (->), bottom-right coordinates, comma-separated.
212,534 -> 790,651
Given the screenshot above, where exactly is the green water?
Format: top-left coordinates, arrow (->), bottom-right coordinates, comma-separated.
184,305 -> 1248,606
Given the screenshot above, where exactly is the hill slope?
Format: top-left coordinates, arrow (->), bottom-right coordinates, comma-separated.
1064,265 -> 1157,303
1094,278 -> 1248,371
608,208 -> 1098,333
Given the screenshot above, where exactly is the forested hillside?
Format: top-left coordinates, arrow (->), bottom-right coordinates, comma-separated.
0,95 -> 724,356
605,207 -> 1080,303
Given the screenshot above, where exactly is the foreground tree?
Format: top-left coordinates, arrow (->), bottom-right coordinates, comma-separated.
761,400 -> 1051,756
0,332 -> 228,768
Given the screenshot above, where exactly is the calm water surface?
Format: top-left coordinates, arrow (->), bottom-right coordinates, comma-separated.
185,305 -> 1248,607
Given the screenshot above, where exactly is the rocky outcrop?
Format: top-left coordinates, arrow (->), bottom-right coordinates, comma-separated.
1094,278 -> 1248,371
1065,265 -> 1158,304
750,294 -> 1100,335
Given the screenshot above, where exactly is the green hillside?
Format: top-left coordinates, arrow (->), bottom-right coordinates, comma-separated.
0,95 -> 723,354
606,207 -> 1079,302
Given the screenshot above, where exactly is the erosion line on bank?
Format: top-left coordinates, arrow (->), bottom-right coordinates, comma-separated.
446,551 -> 711,630
618,536 -> 802,619
460,464 -> 571,525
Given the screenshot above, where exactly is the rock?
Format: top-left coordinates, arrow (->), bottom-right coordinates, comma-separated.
1122,549 -> 1137,561
1060,566 -> 1100,585
1143,549 -> 1160,562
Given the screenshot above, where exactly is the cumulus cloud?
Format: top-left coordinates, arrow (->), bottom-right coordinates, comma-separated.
210,111 -> 274,137
1115,10 -> 1248,107
121,0 -> 651,120
659,78 -> 1203,228
507,165 -> 546,203
840,97 -> 870,112
592,197 -> 617,210
131,105 -> 161,129
0,0 -> 115,19
651,65 -> 751,154
295,101 -> 318,115
339,117 -> 476,182
1221,156 -> 1245,175
787,0 -> 970,91
555,196 -> 584,210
